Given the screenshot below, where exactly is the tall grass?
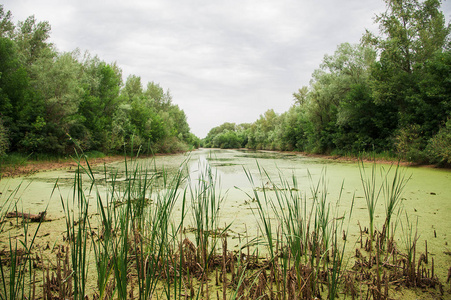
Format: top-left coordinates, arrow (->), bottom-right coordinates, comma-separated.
359,160 -> 383,254
242,165 -> 355,299
0,150 -> 445,299
0,188 -> 44,300
382,163 -> 410,242
59,154 -> 92,299
400,212 -> 419,284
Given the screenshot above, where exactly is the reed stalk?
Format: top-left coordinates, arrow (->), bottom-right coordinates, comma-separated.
401,212 -> 419,285
60,155 -> 92,300
359,160 -> 383,256
382,163 -> 410,243
0,206 -> 44,299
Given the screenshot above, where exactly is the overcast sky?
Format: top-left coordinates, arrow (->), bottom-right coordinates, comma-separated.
3,0 -> 451,138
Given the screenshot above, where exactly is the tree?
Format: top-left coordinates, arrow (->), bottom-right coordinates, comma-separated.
144,81 -> 172,111
79,56 -> 122,151
363,0 -> 450,158
122,75 -> 143,101
0,36 -> 37,152
364,0 -> 449,74
0,5 -> 14,38
27,51 -> 84,153
14,15 -> 54,67
304,43 -> 377,152
364,0 -> 450,118
426,116 -> 451,165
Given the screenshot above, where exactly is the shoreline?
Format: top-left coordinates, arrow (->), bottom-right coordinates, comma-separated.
0,155 -> 127,179
0,149 -> 447,179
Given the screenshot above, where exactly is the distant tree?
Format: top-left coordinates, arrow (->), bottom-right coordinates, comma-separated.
203,122 -> 237,147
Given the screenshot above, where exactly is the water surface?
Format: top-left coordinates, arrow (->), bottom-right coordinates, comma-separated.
1,148 -> 450,281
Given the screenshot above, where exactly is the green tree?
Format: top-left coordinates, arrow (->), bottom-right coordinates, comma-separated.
363,0 -> 450,159
14,15 -> 54,67
28,51 -> 84,153
364,0 -> 449,117
426,117 -> 451,165
203,122 -> 237,148
304,43 -> 376,153
0,5 -> 14,38
0,36 -> 38,152
144,81 -> 172,111
79,55 -> 122,151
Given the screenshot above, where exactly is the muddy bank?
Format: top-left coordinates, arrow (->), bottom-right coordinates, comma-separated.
0,152 -> 188,179
0,155 -> 125,179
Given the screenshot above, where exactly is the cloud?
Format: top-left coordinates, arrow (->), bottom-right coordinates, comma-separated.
3,0 -> 450,138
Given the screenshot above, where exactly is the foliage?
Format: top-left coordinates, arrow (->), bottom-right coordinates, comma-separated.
426,117 -> 451,165
0,5 -> 199,159
201,0 -> 450,165
0,118 -> 8,158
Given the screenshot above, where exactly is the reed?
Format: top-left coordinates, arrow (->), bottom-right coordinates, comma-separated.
359,160 -> 383,256
382,163 -> 410,243
0,151 -> 447,299
400,212 -> 419,285
241,165 -> 356,299
0,202 -> 44,299
59,152 -> 92,300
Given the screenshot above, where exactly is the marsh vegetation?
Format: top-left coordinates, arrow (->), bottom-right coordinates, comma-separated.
0,149 -> 450,299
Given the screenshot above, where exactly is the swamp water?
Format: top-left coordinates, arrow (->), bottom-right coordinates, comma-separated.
0,148 -> 450,299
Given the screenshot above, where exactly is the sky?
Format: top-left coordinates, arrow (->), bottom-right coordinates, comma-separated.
3,0 -> 451,138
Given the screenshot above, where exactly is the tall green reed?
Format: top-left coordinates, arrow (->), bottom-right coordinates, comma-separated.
60,159 -> 91,300
243,165 -> 353,299
359,160 -> 383,253
187,159 -> 231,299
189,161 -> 226,257
0,187 -> 45,300
400,212 -> 419,284
382,163 -> 410,242
88,153 -> 190,299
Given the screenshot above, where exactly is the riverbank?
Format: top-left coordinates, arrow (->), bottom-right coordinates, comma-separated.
0,155 -> 125,178
1,148 -> 447,179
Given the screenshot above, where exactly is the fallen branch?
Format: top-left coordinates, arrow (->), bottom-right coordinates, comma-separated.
6,211 -> 47,222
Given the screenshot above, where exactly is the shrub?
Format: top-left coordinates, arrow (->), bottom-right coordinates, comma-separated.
0,119 -> 9,158
426,118 -> 451,165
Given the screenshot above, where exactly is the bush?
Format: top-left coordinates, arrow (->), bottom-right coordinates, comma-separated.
426,118 -> 451,165
153,136 -> 188,154
394,124 -> 427,162
0,119 -> 9,158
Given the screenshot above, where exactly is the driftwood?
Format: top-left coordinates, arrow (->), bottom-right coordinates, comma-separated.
6,211 -> 47,222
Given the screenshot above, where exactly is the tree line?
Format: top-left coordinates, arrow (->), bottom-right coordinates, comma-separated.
203,0 -> 451,165
0,6 -> 200,160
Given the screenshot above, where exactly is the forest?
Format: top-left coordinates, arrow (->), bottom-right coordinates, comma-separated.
0,5 -> 200,162
202,0 -> 451,166
1,0 -> 451,166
